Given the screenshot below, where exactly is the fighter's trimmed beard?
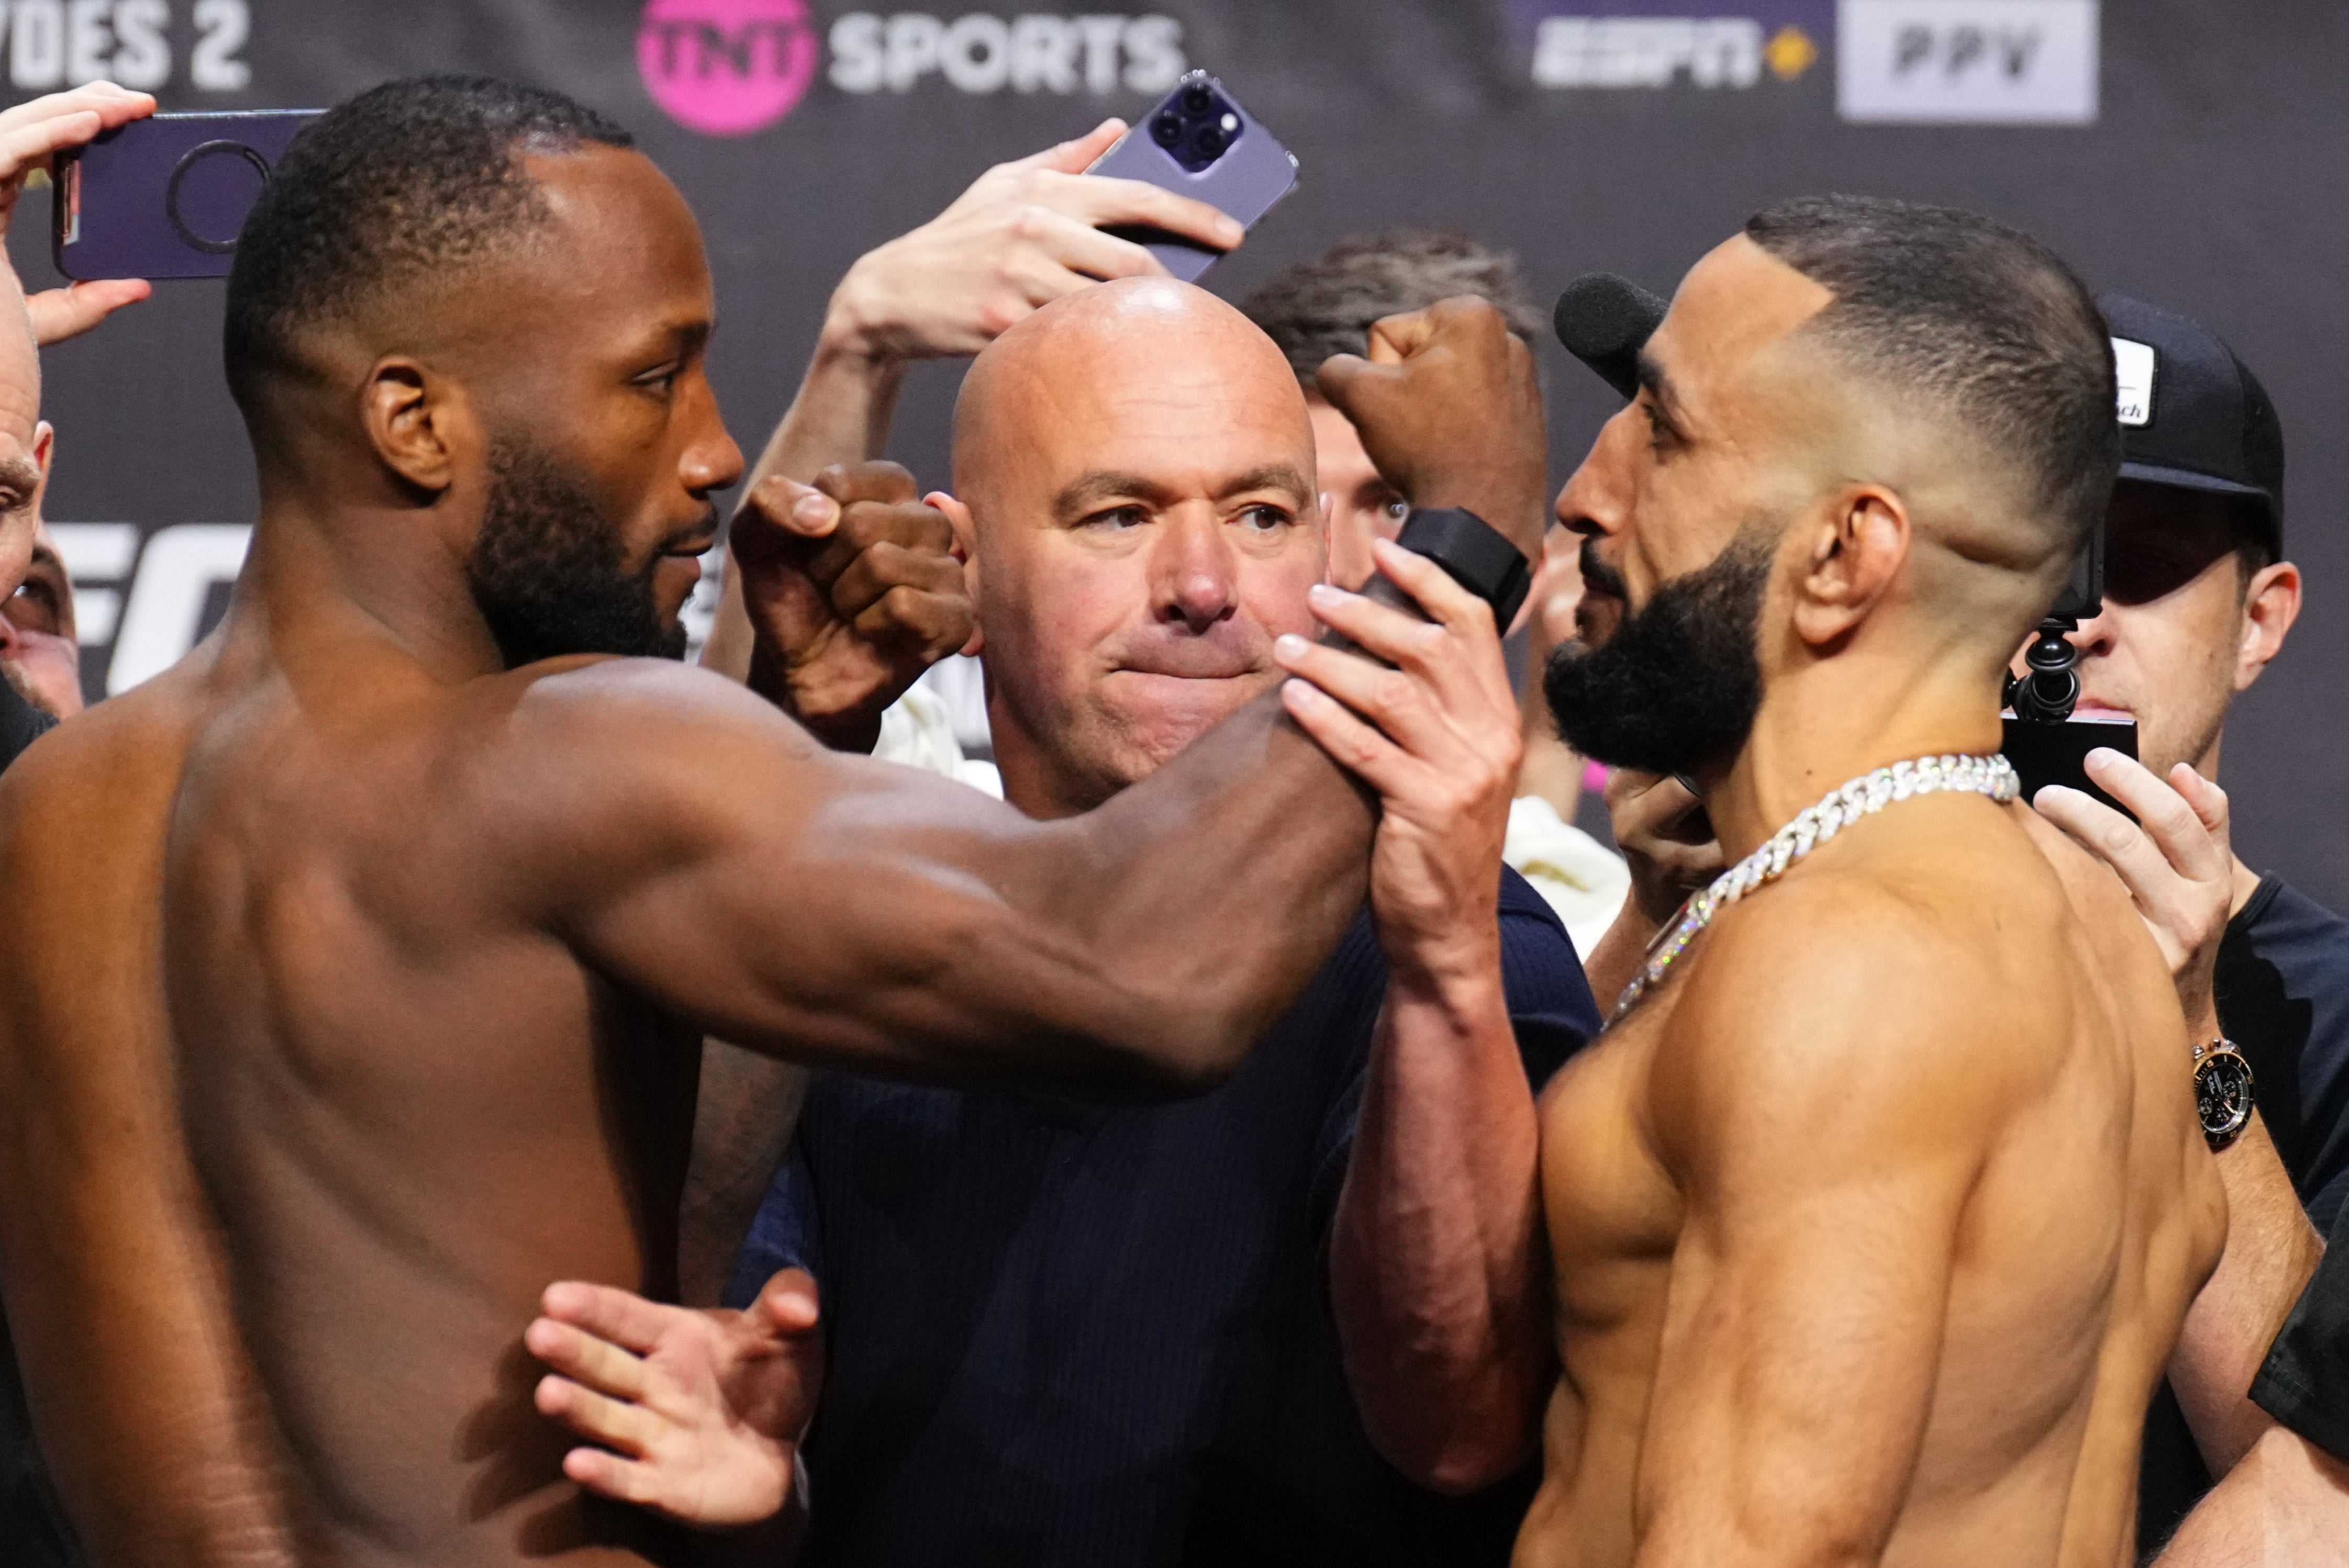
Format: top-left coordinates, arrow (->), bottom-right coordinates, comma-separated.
1543,528 -> 1774,779
466,435 -> 696,669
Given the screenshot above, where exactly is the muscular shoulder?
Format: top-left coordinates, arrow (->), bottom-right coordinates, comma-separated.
447,655 -> 836,889
1650,833 -> 2050,1178
0,668 -> 199,857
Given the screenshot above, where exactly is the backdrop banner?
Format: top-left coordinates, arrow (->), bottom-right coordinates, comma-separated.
8,0 -> 2347,903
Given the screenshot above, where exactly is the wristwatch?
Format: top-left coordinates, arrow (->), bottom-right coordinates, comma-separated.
2191,1038 -> 2255,1151
1393,507 -> 1532,630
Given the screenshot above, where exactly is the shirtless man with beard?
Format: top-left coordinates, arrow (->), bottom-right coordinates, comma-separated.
0,76 -> 1548,1568
1321,196 -> 2229,1565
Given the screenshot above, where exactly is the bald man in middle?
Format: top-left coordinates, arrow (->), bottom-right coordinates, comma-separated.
687,274 -> 1599,1565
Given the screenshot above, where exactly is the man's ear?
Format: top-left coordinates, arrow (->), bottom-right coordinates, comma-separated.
29,421 -> 53,513
1790,486 -> 1908,648
2235,559 -> 2302,692
926,490 -> 984,658
362,356 -> 472,497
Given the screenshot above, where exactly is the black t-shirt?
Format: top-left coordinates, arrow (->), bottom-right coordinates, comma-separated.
727,868 -> 1600,1568
2251,1188 -> 2349,1463
2138,873 -> 2349,1557
0,681 -> 79,1568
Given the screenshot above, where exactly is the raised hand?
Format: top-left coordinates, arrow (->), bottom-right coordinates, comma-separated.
2033,749 -> 2234,1032
525,1268 -> 822,1530
820,117 -> 1243,363
0,83 -> 156,344
735,461 -> 975,752
1314,297 -> 1550,561
1606,769 -> 1724,928
1274,538 -> 1520,984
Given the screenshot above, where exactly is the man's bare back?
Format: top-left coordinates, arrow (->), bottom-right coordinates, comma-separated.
1523,800 -> 2222,1566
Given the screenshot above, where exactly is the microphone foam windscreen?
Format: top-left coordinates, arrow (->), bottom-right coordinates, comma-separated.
1553,273 -> 1669,400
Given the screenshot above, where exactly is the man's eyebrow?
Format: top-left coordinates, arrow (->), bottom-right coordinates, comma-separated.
1052,464 -> 1316,523
1053,472 -> 1178,521
1635,351 -> 1688,430
0,455 -> 40,502
27,541 -> 63,576
1218,465 -> 1313,507
647,318 -> 713,362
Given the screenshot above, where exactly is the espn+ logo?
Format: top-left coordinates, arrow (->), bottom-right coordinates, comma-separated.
637,1 -> 1186,138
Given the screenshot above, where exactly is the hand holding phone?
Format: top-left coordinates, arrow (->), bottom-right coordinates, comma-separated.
1086,71 -> 1298,282
0,82 -> 157,344
2031,749 -> 2234,1027
821,117 -> 1243,362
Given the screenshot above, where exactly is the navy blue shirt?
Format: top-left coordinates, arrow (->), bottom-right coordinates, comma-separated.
727,867 -> 1599,1567
2139,872 -> 2349,1557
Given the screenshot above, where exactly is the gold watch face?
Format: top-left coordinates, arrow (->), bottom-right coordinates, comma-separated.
2194,1046 -> 2255,1151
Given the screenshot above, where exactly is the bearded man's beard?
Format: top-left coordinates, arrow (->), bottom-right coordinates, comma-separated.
1543,531 -> 1773,779
465,437 -> 694,669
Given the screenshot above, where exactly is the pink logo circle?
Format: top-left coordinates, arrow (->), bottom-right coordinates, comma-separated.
637,0 -> 818,138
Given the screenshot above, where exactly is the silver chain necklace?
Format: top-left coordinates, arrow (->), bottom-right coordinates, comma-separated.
1612,753 -> 2020,1023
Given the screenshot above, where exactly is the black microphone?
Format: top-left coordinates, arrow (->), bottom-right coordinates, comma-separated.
1553,273 -> 1668,399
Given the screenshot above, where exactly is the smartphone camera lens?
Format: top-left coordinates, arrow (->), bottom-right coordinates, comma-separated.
1190,124 -> 1229,162
1180,84 -> 1214,116
1151,112 -> 1184,148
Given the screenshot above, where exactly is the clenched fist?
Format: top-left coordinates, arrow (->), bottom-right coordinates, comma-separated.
1315,297 -> 1550,563
734,460 -> 976,753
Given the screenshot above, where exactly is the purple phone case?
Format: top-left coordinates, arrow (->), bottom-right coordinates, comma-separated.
53,110 -> 322,281
1086,75 -> 1298,283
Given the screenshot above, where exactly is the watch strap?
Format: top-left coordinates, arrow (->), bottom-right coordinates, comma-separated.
1393,507 -> 1532,630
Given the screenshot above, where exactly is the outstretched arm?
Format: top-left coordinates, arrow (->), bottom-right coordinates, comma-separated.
518,301 -> 1550,1096
1631,887 -> 2010,1565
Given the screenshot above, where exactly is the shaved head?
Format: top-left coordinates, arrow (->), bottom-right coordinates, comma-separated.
938,278 -> 1323,816
953,278 -> 1308,508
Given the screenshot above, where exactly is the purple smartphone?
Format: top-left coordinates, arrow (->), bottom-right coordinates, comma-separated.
53,110 -> 323,281
1087,71 -> 1298,282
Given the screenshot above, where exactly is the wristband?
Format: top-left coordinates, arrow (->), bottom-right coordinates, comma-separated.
1393,507 -> 1532,630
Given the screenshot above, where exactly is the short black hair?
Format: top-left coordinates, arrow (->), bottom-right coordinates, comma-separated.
1744,195 -> 2118,560
1238,230 -> 1545,387
226,75 -> 634,408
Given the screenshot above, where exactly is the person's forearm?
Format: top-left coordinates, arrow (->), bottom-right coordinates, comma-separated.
1579,895 -> 1658,1015
704,333 -> 909,685
1330,962 -> 1550,1492
2169,1108 -> 2325,1474
677,1041 -> 807,1307
2156,1421 -> 2349,1566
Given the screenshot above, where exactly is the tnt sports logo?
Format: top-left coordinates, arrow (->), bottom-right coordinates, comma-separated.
637,0 -> 819,137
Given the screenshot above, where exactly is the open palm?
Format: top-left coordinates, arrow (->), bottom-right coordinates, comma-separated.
524,1268 -> 822,1529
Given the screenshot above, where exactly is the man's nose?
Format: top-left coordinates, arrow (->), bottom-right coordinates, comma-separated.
1555,407 -> 1640,539
683,391 -> 746,498
2064,603 -> 2118,660
1153,515 -> 1240,634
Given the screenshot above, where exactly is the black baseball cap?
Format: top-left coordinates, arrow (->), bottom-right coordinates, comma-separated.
2099,294 -> 2285,556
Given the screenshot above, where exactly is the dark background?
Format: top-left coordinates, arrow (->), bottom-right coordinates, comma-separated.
10,0 -> 2348,904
